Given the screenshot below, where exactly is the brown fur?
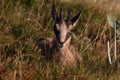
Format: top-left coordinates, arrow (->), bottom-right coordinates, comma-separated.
34,37 -> 82,66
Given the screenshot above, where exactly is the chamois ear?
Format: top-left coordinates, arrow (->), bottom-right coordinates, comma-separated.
71,10 -> 82,26
51,4 -> 58,23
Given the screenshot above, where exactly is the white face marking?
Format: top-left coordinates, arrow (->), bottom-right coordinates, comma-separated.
59,21 -> 67,43
55,20 -> 73,49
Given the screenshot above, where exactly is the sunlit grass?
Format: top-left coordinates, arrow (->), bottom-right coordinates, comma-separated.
0,0 -> 120,80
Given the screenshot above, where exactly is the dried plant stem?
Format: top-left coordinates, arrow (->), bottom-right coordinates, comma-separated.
13,70 -> 17,80
107,41 -> 112,64
114,20 -> 117,61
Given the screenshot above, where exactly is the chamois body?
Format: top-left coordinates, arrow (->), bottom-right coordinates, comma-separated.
35,37 -> 82,66
35,4 -> 82,66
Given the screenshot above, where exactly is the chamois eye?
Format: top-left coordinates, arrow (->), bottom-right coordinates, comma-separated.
54,26 -> 60,35
56,30 -> 60,35
55,30 -> 60,40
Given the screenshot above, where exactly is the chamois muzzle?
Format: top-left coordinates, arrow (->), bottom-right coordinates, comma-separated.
58,42 -> 64,48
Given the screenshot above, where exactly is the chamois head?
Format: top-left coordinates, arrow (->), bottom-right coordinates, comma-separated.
51,4 -> 82,49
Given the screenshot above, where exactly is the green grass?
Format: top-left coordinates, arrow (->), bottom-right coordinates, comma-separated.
0,0 -> 120,80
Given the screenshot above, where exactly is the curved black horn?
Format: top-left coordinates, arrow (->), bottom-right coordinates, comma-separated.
66,10 -> 72,21
60,8 -> 63,20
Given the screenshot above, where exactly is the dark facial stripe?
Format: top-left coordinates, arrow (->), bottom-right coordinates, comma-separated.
55,31 -> 72,45
54,27 -> 60,43
65,32 -> 72,42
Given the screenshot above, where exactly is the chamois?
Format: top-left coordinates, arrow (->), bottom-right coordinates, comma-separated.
34,4 -> 82,66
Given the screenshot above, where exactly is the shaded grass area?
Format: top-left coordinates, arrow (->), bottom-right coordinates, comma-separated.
0,0 -> 120,80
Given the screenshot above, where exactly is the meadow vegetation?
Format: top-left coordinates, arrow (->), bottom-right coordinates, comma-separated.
0,0 -> 120,80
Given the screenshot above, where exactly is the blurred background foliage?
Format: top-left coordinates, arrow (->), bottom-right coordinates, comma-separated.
0,0 -> 120,80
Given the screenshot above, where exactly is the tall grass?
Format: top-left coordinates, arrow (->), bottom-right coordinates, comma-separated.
0,0 -> 120,80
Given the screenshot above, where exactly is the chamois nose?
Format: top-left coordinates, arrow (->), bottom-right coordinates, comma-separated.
58,42 -> 64,48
